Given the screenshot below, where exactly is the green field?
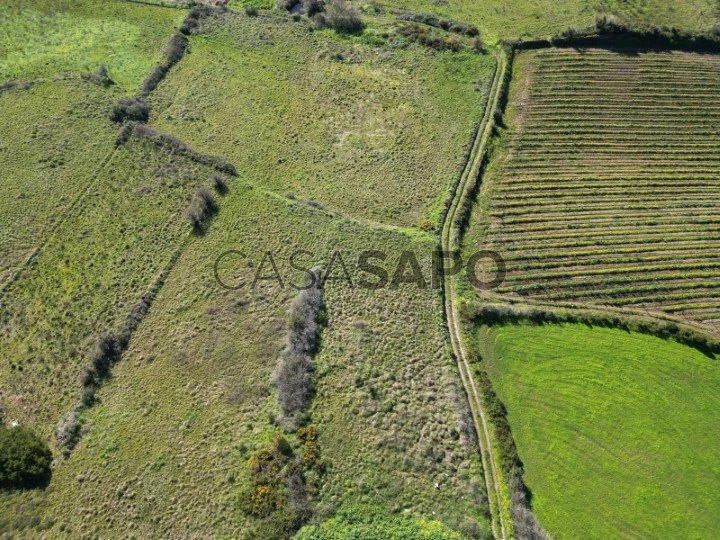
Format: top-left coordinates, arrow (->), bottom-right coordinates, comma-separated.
2,184 -> 489,537
2,0 -> 720,537
0,0 -> 184,90
374,0 -> 717,42
148,10 -> 493,227
0,6 -> 494,538
464,48 -> 720,327
0,80 -> 118,285
478,323 -> 720,539
0,134 -> 222,437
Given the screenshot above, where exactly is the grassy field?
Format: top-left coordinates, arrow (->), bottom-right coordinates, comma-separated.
0,134 -> 222,439
0,0 -> 184,90
374,0 -> 718,42
464,48 -> 720,328
0,6 -> 494,538
148,10 -> 494,228
1,184 -> 490,537
0,80 -> 118,285
477,323 -> 720,539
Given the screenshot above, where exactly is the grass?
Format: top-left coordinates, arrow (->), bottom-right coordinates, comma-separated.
18,184 -> 489,537
477,323 -> 720,539
462,48 -> 720,327
0,8 -> 495,536
0,0 -> 185,91
372,0 -> 717,42
0,80 -> 117,286
0,135 -> 222,439
148,10 -> 494,228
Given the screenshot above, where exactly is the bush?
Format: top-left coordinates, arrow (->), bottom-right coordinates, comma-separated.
245,4 -> 258,16
0,427 -> 52,489
82,64 -> 114,87
324,0 -> 363,33
110,98 -> 149,123
273,273 -> 325,424
396,11 -> 478,37
211,173 -> 228,194
303,0 -> 324,16
185,186 -> 216,230
180,5 -> 214,35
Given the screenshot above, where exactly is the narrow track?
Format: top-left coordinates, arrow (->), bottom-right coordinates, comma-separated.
440,50 -> 509,540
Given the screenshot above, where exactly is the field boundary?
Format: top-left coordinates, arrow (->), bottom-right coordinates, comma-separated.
440,49 -> 509,540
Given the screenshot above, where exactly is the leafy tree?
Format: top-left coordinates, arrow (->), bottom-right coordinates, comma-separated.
0,426 -> 52,489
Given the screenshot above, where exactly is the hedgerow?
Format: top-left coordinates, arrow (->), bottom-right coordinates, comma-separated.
395,11 -> 479,37
273,271 -> 325,428
463,302 -> 720,357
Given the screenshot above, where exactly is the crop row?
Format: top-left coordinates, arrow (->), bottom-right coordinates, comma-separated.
484,50 -> 720,324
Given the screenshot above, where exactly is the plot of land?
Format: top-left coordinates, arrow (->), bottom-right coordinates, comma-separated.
0,135 -> 221,436
374,0 -> 717,42
0,0 -> 184,90
16,185 -> 488,537
148,10 -> 494,227
479,323 -> 720,539
468,49 -> 720,328
0,80 -> 117,285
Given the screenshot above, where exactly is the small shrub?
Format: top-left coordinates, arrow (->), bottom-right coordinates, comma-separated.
110,98 -> 149,123
211,173 -> 228,194
180,5 -> 214,35
185,186 -> 216,230
324,0 -> 363,33
0,426 -> 52,489
418,219 -> 435,232
303,0 -> 324,16
245,4 -> 258,16
82,64 -> 114,87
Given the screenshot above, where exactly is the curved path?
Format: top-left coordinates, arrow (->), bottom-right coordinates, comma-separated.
440,49 -> 509,540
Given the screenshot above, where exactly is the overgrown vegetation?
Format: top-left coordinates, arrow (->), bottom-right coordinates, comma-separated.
273,272 -> 325,428
184,186 -> 217,230
110,98 -> 149,123
241,430 -> 325,537
0,427 -> 52,490
137,32 -> 188,98
396,11 -> 479,37
80,64 -> 114,87
398,24 -> 461,51
321,0 -> 363,33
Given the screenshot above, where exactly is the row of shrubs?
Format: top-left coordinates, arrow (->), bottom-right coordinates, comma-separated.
115,122 -> 238,176
111,6 -> 215,123
273,271 -> 326,429
398,24 -> 463,51
56,245 -> 187,454
137,32 -> 188,98
472,366 -> 549,540
395,11 -> 479,37
463,302 -> 720,357
0,80 -> 33,93
505,14 -> 720,52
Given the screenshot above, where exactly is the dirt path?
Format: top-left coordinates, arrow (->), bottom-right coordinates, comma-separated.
440,49 -> 509,540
